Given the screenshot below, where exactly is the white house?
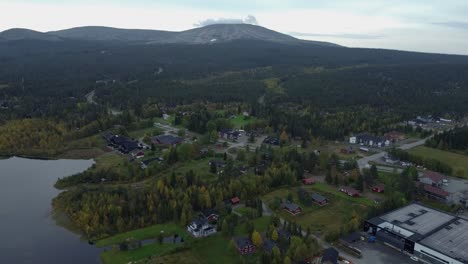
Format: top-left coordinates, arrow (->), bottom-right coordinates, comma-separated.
349,136 -> 357,144
187,218 -> 216,238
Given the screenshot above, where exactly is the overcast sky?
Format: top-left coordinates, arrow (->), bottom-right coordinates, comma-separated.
2,0 -> 468,55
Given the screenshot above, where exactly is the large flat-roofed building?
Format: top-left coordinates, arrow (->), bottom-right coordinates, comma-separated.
365,203 -> 468,264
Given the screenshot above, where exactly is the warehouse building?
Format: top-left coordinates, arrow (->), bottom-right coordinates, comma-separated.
364,203 -> 468,264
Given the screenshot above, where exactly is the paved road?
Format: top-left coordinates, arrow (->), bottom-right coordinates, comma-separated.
357,136 -> 431,171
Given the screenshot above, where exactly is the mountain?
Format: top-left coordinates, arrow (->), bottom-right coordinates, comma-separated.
0,28 -> 62,42
48,26 -> 175,43
31,24 -> 337,46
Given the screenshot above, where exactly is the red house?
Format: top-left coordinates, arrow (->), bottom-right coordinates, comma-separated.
339,186 -> 361,197
372,184 -> 385,193
231,197 -> 240,205
302,177 -> 315,185
234,236 -> 256,255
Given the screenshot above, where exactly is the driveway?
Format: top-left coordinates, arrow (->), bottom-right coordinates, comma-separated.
357,136 -> 431,171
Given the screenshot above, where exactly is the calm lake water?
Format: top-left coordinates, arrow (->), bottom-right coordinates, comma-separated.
0,157 -> 101,264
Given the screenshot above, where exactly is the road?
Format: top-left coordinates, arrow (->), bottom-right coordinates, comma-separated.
357,136 -> 431,171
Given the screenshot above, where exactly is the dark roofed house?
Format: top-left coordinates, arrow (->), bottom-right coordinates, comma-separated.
209,160 -> 227,168
281,201 -> 302,215
234,236 -> 256,255
311,193 -> 328,206
262,237 -> 277,253
321,247 -> 339,264
109,135 -> 139,154
302,177 -> 315,185
152,134 -> 183,146
339,186 -> 361,197
421,183 -> 452,203
372,184 -> 385,193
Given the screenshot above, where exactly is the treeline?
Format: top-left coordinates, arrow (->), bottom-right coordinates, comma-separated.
426,126 -> 468,154
389,148 -> 453,175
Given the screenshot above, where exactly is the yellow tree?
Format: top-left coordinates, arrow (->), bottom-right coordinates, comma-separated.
251,231 -> 263,248
271,229 -> 279,241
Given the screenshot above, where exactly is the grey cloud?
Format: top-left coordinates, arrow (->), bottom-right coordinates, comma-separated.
194,15 -> 258,27
432,21 -> 468,30
290,32 -> 384,39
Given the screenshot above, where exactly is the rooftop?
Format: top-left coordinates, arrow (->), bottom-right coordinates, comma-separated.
379,203 -> 455,236
420,218 -> 468,262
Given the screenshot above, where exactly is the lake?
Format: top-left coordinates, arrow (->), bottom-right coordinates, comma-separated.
0,157 -> 101,264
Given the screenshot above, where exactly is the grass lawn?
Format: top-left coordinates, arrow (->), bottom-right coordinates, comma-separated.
100,242 -> 186,264
262,184 -> 372,236
231,115 -> 257,128
409,146 -> 468,178
88,153 -> 130,176
169,157 -> 218,182
234,216 -> 272,236
149,249 -> 202,264
190,234 -> 242,264
96,223 -> 187,247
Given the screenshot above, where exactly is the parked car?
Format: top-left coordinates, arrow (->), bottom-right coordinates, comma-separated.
410,256 -> 419,262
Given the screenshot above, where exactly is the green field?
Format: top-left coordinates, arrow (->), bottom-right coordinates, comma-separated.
98,223 -> 192,264
96,223 -> 186,247
169,157 -> 218,182
233,216 -> 272,235
409,146 -> 468,178
262,184 -> 372,236
231,115 -> 257,128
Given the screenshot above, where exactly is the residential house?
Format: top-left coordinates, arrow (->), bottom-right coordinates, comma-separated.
201,208 -> 219,222
263,137 -> 280,146
321,247 -> 339,264
302,177 -> 315,185
350,133 -> 390,148
419,171 -> 445,187
187,218 -> 216,238
234,236 -> 256,255
372,184 -> 385,193
262,237 -> 277,253
310,193 -> 328,206
131,150 -> 145,159
384,131 -> 406,142
281,201 -> 302,215
339,186 -> 361,197
105,134 -> 139,154
219,129 -> 241,140
419,183 -> 452,203
231,197 -> 240,205
152,134 -> 183,147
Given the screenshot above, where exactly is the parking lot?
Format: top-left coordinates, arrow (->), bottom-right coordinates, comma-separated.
353,240 -> 415,264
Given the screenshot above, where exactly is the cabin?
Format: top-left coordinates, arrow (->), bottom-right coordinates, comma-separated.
187,218 -> 216,238
302,177 -> 315,185
105,134 -> 139,154
231,196 -> 240,205
310,193 -> 328,206
201,208 -> 219,222
263,137 -> 280,146
281,201 -> 302,215
234,236 -> 256,255
372,184 -> 385,193
339,186 -> 361,197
